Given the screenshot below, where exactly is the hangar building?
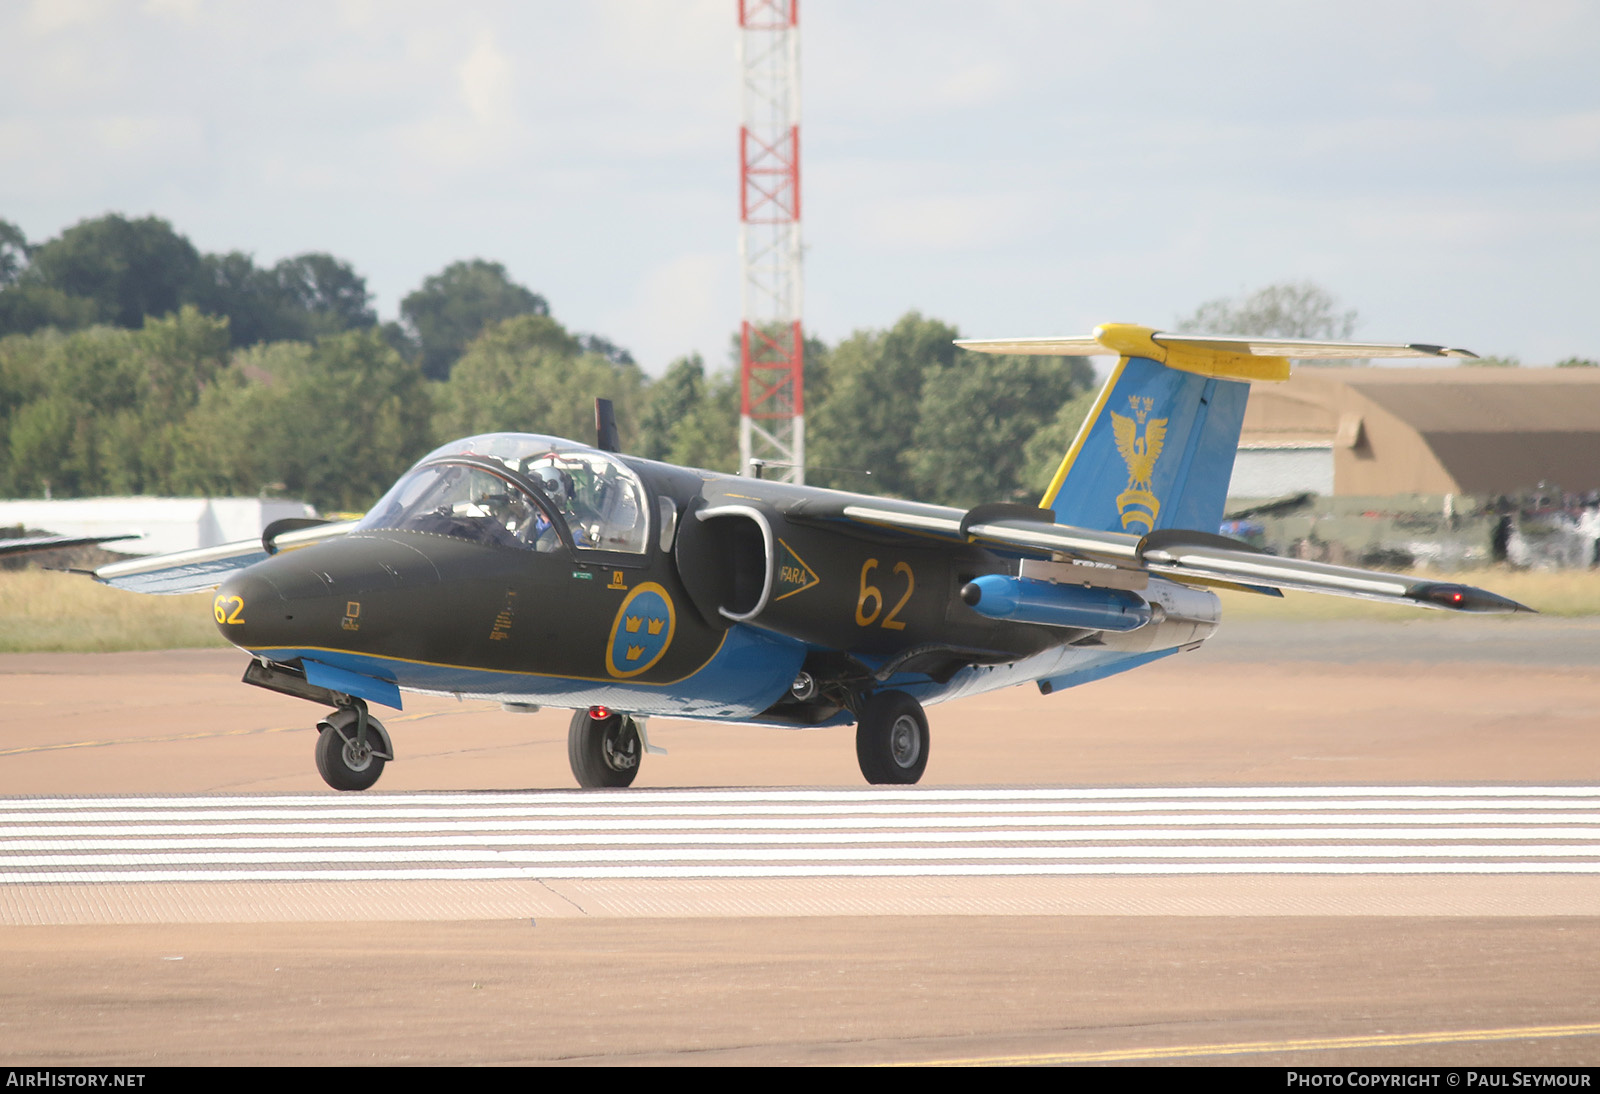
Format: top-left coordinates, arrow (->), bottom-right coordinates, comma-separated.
1228,367 -> 1600,499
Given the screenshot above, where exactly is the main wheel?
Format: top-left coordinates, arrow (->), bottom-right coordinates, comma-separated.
314,708 -> 392,791
855,691 -> 929,785
568,709 -> 642,788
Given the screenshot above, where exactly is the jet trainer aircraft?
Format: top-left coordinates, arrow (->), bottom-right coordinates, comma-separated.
91,324 -> 1528,791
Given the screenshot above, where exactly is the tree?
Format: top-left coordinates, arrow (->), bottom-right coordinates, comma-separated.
1020,389 -> 1098,495
167,341 -> 307,499
179,332 -> 433,511
434,314 -> 641,444
190,251 -> 291,347
806,312 -> 961,496
0,220 -> 29,287
1174,281 -> 1358,340
189,250 -> 377,347
270,253 -> 376,338
904,353 -> 1092,507
0,283 -> 99,337
637,353 -> 705,462
380,320 -> 420,362
576,333 -> 636,368
1556,356 -> 1598,368
401,260 -> 549,380
636,353 -> 739,472
2,325 -> 147,496
134,307 -> 231,417
0,309 -> 233,497
280,330 -> 433,510
20,214 -> 202,330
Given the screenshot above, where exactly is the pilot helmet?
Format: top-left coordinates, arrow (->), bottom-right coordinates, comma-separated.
533,466 -> 570,508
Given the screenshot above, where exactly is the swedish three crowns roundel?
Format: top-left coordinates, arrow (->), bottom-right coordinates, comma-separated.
605,582 -> 677,679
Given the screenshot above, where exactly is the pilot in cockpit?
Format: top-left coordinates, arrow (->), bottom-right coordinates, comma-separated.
531,465 -> 591,548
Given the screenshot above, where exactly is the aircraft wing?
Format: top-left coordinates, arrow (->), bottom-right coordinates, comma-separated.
0,533 -> 140,558
962,517 -> 1526,612
799,499 -> 1528,614
1135,532 -> 1530,612
93,520 -> 358,595
789,494 -> 1147,565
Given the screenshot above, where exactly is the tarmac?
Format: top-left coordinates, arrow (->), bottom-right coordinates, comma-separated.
0,615 -> 1597,1066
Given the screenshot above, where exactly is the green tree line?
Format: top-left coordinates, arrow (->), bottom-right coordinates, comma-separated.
0,213 -> 1097,512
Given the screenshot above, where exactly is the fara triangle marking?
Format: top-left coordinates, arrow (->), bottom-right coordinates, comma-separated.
773,538 -> 820,601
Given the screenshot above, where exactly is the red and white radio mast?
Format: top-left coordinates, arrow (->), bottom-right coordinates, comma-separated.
737,0 -> 803,482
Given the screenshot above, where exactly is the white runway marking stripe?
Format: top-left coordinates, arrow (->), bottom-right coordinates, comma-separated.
6,812 -> 1600,837
7,826 -> 1600,850
7,785 -> 1599,809
5,863 -> 1600,884
3,787 -> 1599,882
7,844 -> 1600,867
9,799 -> 1600,825
7,795 -> 1600,822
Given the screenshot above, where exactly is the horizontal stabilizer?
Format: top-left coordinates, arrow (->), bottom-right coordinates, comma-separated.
956,329 -> 1477,360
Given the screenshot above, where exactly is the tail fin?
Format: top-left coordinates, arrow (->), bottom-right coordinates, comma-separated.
956,324 -> 1475,536
1044,345 -> 1253,534
964,324 -> 1278,534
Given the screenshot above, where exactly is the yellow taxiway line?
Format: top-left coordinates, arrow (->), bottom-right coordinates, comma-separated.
894,1021 -> 1600,1066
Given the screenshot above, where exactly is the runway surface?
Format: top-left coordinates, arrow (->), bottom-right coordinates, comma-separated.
7,786 -> 1600,884
1,617 -> 1598,1065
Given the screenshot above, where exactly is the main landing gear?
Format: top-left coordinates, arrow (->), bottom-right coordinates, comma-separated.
568,706 -> 643,788
561,694 -> 928,788
314,701 -> 394,791
854,690 -> 930,785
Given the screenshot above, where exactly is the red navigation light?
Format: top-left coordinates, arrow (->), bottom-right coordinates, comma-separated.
589,705 -> 611,720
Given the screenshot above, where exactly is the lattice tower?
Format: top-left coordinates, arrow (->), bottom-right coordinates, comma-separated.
737,0 -> 803,482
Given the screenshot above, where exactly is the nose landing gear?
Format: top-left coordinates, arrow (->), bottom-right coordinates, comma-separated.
315,701 -> 394,791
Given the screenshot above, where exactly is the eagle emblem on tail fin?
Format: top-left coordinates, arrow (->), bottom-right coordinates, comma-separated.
1110,396 -> 1167,531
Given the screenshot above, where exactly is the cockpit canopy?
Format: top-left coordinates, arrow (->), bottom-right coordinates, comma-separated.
359,433 -> 650,556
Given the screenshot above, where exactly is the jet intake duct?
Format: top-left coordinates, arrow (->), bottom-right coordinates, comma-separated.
959,574 -> 1152,632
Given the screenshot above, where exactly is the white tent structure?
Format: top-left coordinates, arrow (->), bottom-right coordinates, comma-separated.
0,498 -> 318,556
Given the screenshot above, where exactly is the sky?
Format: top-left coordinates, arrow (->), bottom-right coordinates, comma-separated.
4,1 -> 1598,372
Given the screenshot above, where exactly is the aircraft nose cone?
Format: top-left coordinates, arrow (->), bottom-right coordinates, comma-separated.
213,569 -> 283,649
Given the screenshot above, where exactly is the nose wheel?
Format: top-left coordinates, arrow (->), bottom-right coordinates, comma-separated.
568,708 -> 642,788
315,704 -> 394,791
855,690 -> 930,785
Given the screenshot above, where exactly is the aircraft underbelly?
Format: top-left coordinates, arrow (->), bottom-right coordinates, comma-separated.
242,621 -> 806,719
896,578 -> 1221,707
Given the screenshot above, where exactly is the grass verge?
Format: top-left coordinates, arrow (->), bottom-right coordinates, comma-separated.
0,570 -> 228,653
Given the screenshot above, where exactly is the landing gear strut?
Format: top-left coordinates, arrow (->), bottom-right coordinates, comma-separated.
855,690 -> 929,785
568,707 -> 642,788
314,702 -> 394,791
